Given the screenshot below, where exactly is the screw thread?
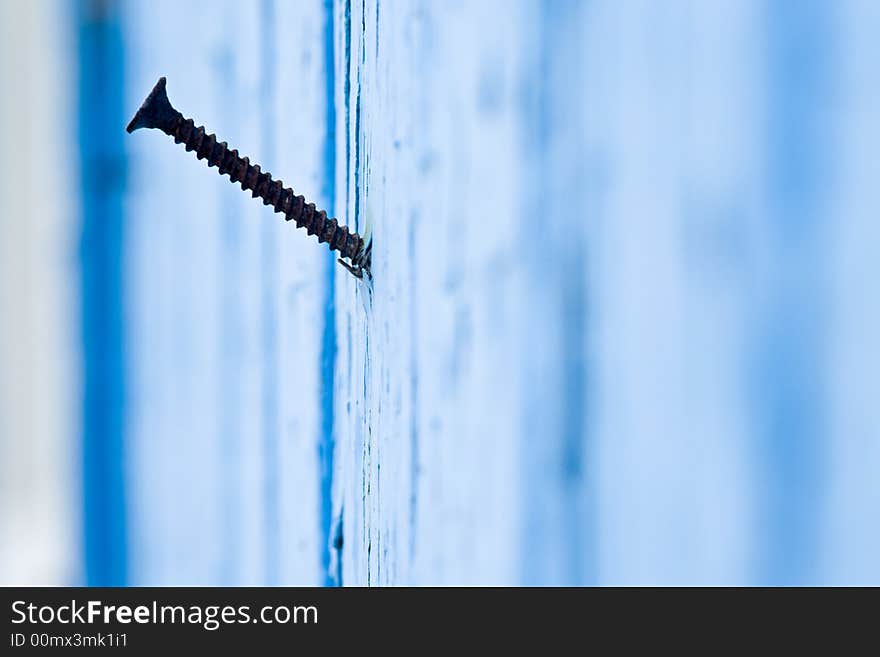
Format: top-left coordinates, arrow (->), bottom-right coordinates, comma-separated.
163,112 -> 363,264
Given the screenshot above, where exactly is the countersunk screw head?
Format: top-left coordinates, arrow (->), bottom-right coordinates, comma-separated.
126,76 -> 177,134
127,76 -> 370,278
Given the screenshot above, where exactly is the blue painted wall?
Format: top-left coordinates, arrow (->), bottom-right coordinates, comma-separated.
65,0 -> 880,585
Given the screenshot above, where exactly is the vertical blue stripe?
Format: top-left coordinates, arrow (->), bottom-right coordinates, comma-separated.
260,0 -> 280,585
78,0 -> 127,586
756,0 -> 834,584
319,0 -> 340,587
552,0 -> 591,587
518,0 -> 592,586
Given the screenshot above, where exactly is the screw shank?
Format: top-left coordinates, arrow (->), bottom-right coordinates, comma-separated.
127,77 -> 367,270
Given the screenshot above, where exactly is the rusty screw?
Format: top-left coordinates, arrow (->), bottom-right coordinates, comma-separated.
127,76 -> 370,278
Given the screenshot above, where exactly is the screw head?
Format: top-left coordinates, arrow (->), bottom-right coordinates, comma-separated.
126,77 -> 179,134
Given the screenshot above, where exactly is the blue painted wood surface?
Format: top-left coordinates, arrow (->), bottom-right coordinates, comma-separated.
66,0 -> 880,585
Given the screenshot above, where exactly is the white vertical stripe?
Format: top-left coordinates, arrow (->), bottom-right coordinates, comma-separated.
0,0 -> 79,585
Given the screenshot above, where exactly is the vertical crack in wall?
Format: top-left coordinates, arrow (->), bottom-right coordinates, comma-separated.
319,0 -> 340,587
332,508 -> 344,585
355,0 -> 371,586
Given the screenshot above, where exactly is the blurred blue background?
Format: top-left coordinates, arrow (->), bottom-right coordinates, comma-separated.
1,0 -> 879,585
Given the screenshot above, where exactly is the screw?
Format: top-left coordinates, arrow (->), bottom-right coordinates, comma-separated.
126,77 -> 370,278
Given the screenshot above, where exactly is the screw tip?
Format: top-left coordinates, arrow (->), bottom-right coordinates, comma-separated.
126,76 -> 177,134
